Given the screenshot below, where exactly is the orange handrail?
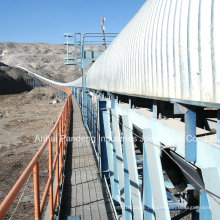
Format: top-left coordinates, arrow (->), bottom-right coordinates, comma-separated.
0,79 -> 72,220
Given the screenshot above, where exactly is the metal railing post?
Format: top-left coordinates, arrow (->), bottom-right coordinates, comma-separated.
59,118 -> 62,184
56,126 -> 60,208
49,139 -> 53,219
99,100 -> 109,177
91,96 -> 94,137
33,162 -> 40,220
62,114 -> 65,164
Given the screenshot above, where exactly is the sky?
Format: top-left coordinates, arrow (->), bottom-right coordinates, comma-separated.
0,0 -> 146,44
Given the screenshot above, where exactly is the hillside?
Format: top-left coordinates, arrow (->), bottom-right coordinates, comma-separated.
0,62 -> 33,94
0,42 -> 82,83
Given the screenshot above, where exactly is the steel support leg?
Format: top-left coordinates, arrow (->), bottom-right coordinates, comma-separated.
116,96 -> 118,103
153,100 -> 158,119
99,100 -> 109,177
185,109 -> 197,162
110,93 -> 115,109
99,91 -> 103,99
217,110 -> 220,144
129,98 -> 132,109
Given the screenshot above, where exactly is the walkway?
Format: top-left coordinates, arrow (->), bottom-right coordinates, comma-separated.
59,97 -> 115,220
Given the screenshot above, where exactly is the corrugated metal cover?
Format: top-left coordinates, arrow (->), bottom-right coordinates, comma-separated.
85,0 -> 220,105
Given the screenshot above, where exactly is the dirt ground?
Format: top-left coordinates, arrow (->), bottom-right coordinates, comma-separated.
0,86 -> 65,219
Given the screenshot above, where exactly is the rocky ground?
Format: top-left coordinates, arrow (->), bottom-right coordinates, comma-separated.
0,87 -> 65,219
0,55 -> 68,219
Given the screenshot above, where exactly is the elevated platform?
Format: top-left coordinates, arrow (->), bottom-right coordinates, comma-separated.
59,97 -> 114,220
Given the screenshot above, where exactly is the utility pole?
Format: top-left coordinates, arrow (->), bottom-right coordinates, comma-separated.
101,16 -> 106,50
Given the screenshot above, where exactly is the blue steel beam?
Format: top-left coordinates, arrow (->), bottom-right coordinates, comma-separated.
122,115 -> 143,220
122,128 -> 132,220
143,129 -> 170,220
185,108 -> 197,162
153,100 -> 158,119
111,109 -> 125,218
99,100 -> 109,177
143,140 -> 154,220
96,99 -> 101,173
202,167 -> 220,219
102,107 -> 120,204
111,129 -> 120,206
110,93 -> 115,109
200,190 -> 212,220
128,99 -> 132,109
99,91 -> 103,99
116,96 -> 119,103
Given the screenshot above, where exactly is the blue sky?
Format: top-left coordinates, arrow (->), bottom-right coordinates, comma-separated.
0,0 -> 146,44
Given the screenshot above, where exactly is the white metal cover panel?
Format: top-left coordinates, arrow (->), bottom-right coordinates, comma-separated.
85,0 -> 220,105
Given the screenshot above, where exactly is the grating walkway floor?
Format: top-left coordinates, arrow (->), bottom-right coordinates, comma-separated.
59,97 -> 115,220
